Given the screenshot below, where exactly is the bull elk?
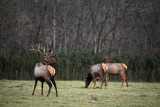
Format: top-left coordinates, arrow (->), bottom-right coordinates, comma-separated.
30,44 -> 57,65
30,44 -> 58,97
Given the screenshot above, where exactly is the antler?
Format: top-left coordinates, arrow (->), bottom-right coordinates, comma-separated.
30,44 -> 45,56
30,44 -> 56,65
30,44 -> 53,58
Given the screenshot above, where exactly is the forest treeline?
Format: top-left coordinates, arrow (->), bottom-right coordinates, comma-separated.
0,0 -> 160,56
0,0 -> 160,82
0,46 -> 160,82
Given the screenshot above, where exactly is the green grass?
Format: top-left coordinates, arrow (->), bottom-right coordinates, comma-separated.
0,80 -> 160,107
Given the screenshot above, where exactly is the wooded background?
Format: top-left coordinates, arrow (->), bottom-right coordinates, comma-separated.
0,0 -> 160,81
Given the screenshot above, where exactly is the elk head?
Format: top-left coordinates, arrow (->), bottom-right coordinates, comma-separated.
30,44 -> 57,66
102,56 -> 112,63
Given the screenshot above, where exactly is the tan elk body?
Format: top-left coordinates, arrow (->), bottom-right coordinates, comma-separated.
85,63 -> 128,89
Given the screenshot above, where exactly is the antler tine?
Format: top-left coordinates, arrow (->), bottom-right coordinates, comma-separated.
48,50 -> 54,57
47,43 -> 50,56
37,44 -> 40,50
30,43 -> 54,58
43,44 -> 47,55
30,44 -> 45,56
37,44 -> 45,56
30,45 -> 38,52
39,43 -> 46,55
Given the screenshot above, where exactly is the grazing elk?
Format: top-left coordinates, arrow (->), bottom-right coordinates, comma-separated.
30,44 -> 58,97
85,63 -> 128,89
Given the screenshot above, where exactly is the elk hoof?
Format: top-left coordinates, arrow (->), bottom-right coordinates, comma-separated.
56,94 -> 58,97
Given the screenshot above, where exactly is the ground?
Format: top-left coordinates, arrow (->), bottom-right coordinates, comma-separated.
0,80 -> 160,107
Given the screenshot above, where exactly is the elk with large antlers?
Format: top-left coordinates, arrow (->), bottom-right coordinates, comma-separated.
30,44 -> 57,65
30,44 -> 58,97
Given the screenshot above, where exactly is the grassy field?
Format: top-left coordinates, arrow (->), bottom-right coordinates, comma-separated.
0,80 -> 160,107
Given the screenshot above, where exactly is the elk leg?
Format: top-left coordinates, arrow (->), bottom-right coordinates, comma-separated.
99,71 -> 105,83
51,77 -> 58,97
101,73 -> 107,89
105,79 -> 108,89
32,78 -> 38,95
107,74 -> 109,86
46,81 -> 52,96
122,77 -> 125,87
105,73 -> 109,89
93,77 -> 97,89
120,73 -> 125,87
41,81 -> 44,95
100,81 -> 104,89
104,81 -> 106,89
124,74 -> 128,87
